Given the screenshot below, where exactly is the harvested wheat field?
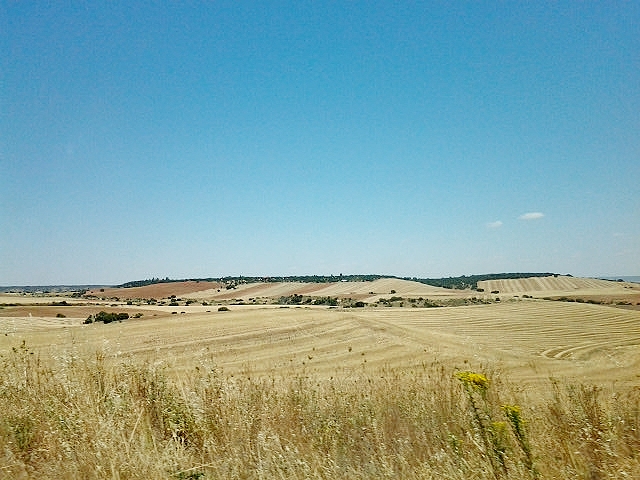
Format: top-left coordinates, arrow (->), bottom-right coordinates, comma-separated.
2,300 -> 639,386
479,275 -> 640,298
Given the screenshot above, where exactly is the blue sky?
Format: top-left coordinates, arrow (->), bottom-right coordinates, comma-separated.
1,2 -> 639,285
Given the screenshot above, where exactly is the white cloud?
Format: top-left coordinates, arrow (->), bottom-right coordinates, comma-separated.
518,212 -> 544,221
487,220 -> 503,229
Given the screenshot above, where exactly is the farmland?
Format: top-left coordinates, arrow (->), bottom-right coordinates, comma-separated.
2,300 -> 640,386
1,276 -> 640,478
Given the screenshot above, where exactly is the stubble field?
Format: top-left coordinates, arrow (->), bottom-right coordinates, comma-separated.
2,300 -> 639,386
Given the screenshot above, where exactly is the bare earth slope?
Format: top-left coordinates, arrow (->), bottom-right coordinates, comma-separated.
86,281 -> 221,299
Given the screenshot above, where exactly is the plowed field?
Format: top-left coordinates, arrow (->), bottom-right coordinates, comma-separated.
86,280 -> 221,299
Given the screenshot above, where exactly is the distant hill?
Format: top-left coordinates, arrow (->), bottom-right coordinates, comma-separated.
116,274 -> 387,288
115,272 -> 562,291
2,273 -> 566,294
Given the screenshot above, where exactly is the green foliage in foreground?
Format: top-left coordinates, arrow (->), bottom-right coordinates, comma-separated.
1,342 -> 638,479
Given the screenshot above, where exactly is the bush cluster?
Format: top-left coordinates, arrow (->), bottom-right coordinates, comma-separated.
83,311 -> 129,324
276,295 -> 339,306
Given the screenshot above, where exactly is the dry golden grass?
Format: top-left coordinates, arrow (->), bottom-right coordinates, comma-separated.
1,340 -> 639,479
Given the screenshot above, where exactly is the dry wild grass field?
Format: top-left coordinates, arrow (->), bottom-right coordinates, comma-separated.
1,276 -> 639,479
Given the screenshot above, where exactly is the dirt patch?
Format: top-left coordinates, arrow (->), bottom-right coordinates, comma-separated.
0,305 -> 158,319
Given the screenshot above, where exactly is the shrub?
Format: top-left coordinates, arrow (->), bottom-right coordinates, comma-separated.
312,296 -> 338,306
277,294 -> 304,305
93,311 -> 130,324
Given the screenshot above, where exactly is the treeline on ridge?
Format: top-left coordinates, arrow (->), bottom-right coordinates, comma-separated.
117,274 -> 387,288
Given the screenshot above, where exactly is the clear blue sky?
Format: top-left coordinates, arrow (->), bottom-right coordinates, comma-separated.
1,2 -> 639,285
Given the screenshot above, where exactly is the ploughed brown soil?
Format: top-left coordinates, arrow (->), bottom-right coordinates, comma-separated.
86,280 -> 221,300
